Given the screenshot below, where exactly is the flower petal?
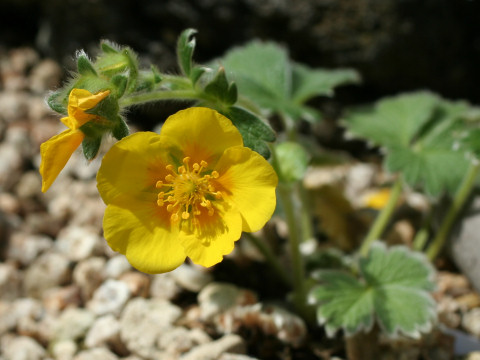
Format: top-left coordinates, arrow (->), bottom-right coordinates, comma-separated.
40,129 -> 85,192
160,107 -> 243,166
178,202 -> 242,267
97,132 -> 170,206
66,89 -> 110,129
214,146 -> 278,232
103,202 -> 186,274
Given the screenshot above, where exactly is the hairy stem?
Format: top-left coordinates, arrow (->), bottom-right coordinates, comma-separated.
359,177 -> 403,257
426,162 -> 480,260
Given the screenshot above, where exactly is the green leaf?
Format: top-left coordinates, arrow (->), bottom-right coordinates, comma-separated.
309,242 -> 436,338
274,142 -> 310,184
77,52 -> 98,77
223,106 -> 276,159
100,40 -> 120,54
111,74 -> 128,98
291,63 -> 360,104
46,90 -> 67,114
177,28 -> 197,78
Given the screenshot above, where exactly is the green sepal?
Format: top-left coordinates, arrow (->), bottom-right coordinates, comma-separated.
82,135 -> 102,161
204,67 -> 237,106
177,28 -> 197,78
46,90 -> 67,115
223,106 -> 276,159
100,40 -> 120,54
191,66 -> 208,85
96,52 -> 129,77
77,52 -> 98,76
85,92 -> 119,123
274,142 -> 310,184
151,65 -> 162,84
112,117 -> 129,140
123,47 -> 139,93
111,74 -> 128,98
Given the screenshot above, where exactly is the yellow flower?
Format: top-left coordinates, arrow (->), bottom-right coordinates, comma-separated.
40,88 -> 110,192
97,107 -> 278,274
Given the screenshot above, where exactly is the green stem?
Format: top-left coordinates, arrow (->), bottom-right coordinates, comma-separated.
359,177 -> 403,257
298,184 -> 314,242
119,89 -> 209,107
412,212 -> 433,251
426,162 -> 480,260
278,183 -> 308,314
243,232 -> 291,287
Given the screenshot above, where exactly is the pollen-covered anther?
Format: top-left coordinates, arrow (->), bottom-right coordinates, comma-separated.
156,158 -> 222,220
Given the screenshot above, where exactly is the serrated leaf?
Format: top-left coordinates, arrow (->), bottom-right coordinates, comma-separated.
46,91 -> 67,114
291,63 -> 360,103
274,142 -> 310,184
309,242 -> 436,338
177,28 -> 197,78
223,106 -> 276,159
343,91 -> 440,148
112,117 -> 129,140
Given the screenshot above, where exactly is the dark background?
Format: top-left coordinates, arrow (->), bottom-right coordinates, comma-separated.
1,0 -> 480,105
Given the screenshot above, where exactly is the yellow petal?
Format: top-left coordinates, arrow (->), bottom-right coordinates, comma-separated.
214,146 -> 278,232
97,132 -> 170,206
103,202 -> 186,274
67,88 -> 110,129
40,129 -> 85,192
160,107 -> 243,166
178,202 -> 242,267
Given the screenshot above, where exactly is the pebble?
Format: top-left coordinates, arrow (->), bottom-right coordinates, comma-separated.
463,308 -> 480,338
55,226 -> 104,262
29,59 -> 62,94
87,279 -> 131,316
42,285 -> 82,313
23,252 -> 71,298
73,347 -> 118,360
181,334 -> 246,360
157,327 -> 212,355
72,257 -> 106,301
53,308 -> 95,341
0,263 -> 21,301
198,282 -> 258,321
104,255 -> 132,279
0,302 -> 16,335
84,314 -> 126,355
171,263 -> 213,293
150,272 -> 181,300
0,143 -> 24,191
118,271 -> 150,298
7,232 -> 53,266
51,339 -> 77,360
120,298 -> 182,358
1,335 -> 46,360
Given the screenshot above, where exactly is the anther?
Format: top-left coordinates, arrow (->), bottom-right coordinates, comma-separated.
211,171 -> 219,178
165,174 -> 175,182
193,163 -> 200,171
157,199 -> 164,206
156,180 -> 163,188
171,213 -> 179,222
166,164 -> 174,172
182,211 -> 190,220
166,204 -> 174,212
200,160 -> 208,167
183,157 -> 190,164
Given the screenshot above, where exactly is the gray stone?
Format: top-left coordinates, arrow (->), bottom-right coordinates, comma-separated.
87,279 -> 131,316
1,335 -> 46,360
157,327 -> 211,355
180,334 -> 246,360
463,308 -> 480,338
451,196 -> 480,293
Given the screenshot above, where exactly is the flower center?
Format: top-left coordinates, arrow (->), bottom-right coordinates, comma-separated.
156,157 -> 223,222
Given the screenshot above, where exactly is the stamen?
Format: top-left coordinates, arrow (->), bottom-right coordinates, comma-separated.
211,171 -> 219,179
156,180 -> 163,188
